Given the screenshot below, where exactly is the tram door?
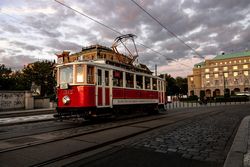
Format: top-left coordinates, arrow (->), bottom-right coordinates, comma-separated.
96,68 -> 111,107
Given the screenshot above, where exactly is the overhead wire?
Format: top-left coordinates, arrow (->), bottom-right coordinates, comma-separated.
130,0 -> 205,59
54,0 -> 192,68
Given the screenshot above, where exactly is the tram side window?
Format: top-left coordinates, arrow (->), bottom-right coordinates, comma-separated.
59,65 -> 73,84
105,71 -> 109,86
87,66 -> 94,84
136,75 -> 143,89
113,70 -> 123,87
145,77 -> 150,89
126,72 -> 134,88
97,69 -> 102,85
153,78 -> 157,90
76,65 -> 83,83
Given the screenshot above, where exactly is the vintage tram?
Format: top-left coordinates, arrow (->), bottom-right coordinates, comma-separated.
55,36 -> 166,120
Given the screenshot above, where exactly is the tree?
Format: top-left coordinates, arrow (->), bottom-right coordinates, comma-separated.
22,60 -> 56,99
176,77 -> 188,95
0,64 -> 13,90
160,74 -> 188,96
0,64 -> 11,76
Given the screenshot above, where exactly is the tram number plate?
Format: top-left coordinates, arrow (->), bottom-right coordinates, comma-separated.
60,83 -> 69,89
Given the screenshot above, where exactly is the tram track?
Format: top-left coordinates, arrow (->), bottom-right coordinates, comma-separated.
0,109 -> 224,167
0,113 -> 169,153
32,109 -> 225,167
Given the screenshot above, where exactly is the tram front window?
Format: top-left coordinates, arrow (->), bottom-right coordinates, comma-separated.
59,65 -> 73,84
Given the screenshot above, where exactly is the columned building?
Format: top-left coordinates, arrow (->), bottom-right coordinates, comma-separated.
187,51 -> 250,97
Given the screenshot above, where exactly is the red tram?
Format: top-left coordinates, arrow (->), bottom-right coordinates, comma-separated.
55,36 -> 166,119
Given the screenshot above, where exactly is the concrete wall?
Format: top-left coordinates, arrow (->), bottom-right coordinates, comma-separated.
0,91 -> 52,111
34,98 -> 50,109
0,91 -> 25,111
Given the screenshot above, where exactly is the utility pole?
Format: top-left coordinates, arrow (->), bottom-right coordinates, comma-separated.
155,64 -> 157,76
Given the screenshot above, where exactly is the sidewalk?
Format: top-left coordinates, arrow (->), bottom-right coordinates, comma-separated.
0,108 -> 55,126
223,115 -> 250,167
0,108 -> 55,117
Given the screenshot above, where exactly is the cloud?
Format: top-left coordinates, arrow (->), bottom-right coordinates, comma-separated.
46,38 -> 82,52
0,0 -> 250,77
10,41 -> 42,51
0,55 -> 37,69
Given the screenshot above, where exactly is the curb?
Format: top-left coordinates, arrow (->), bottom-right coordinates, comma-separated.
223,116 -> 250,167
0,117 -> 55,127
0,108 -> 55,118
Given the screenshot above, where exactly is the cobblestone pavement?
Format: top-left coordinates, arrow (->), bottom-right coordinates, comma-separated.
125,105 -> 250,165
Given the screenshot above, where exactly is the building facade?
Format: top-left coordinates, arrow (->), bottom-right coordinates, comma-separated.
188,51 -> 250,97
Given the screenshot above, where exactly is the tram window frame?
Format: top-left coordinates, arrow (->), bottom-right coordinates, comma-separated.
87,65 -> 94,84
136,75 -> 143,89
97,69 -> 102,85
145,76 -> 150,89
126,72 -> 134,88
113,70 -> 123,87
152,78 -> 157,90
158,80 -> 162,91
76,64 -> 84,83
105,70 -> 109,86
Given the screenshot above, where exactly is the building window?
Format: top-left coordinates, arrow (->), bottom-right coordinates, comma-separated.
239,60 -> 242,63
205,68 -> 210,72
220,62 -> 222,65
214,68 -> 218,72
244,71 -> 249,76
233,72 -> 238,77
205,74 -> 209,79
223,67 -> 228,71
244,59 -> 247,63
234,78 -> 238,84
215,63 -> 218,65
215,80 -> 219,86
190,77 -> 194,81
229,61 -> 231,64
243,64 -> 248,69
234,60 -> 237,63
224,73 -> 228,78
214,73 -> 219,78
233,66 -> 238,70
225,62 -> 227,65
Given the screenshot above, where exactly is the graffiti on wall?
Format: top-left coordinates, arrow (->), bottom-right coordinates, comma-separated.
0,92 -> 25,110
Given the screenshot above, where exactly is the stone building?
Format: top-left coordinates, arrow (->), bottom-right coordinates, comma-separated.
187,51 -> 250,97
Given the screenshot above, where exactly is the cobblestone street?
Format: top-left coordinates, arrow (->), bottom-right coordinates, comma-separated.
126,105 -> 250,165
76,104 -> 250,167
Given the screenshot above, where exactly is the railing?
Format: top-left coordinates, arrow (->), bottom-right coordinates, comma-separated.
165,99 -> 250,110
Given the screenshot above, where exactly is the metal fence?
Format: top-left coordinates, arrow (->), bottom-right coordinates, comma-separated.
165,100 -> 250,110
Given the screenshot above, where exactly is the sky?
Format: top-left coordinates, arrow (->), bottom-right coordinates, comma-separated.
0,0 -> 249,77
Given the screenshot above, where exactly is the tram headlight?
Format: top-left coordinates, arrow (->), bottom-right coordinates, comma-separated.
62,95 -> 70,105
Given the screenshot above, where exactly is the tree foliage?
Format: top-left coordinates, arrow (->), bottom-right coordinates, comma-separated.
22,60 -> 56,98
160,74 -> 188,96
0,61 -> 56,100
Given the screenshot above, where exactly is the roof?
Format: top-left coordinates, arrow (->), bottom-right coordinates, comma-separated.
194,61 -> 205,68
213,51 -> 250,60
